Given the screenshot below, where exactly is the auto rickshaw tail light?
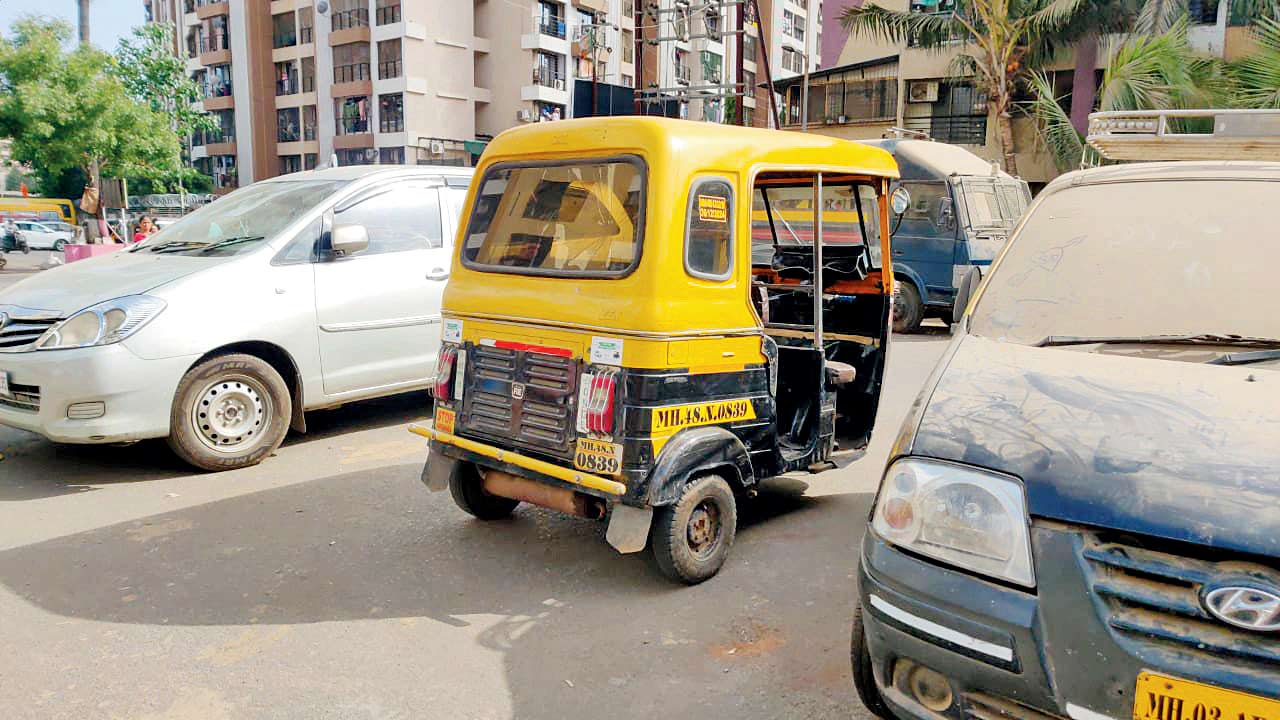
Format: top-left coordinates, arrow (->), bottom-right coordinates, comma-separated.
583,369 -> 618,435
435,346 -> 458,401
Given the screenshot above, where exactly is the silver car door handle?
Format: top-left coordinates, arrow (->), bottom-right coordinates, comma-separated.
426,268 -> 450,281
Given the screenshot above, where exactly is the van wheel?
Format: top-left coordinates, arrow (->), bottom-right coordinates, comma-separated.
449,464 -> 520,520
893,280 -> 923,334
167,353 -> 292,472
651,474 -> 736,584
852,603 -> 897,720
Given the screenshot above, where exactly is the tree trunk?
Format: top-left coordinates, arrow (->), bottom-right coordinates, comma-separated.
1069,32 -> 1099,135
78,0 -> 90,46
996,110 -> 1019,177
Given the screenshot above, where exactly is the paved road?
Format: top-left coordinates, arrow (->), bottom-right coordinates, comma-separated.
0,323 -> 951,720
0,250 -> 59,293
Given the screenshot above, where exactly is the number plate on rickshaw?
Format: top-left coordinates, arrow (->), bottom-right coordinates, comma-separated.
1134,673 -> 1279,720
434,407 -> 455,435
574,438 -> 622,475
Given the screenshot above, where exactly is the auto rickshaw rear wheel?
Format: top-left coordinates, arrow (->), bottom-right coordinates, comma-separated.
650,474 -> 736,584
449,463 -> 520,520
851,603 -> 896,720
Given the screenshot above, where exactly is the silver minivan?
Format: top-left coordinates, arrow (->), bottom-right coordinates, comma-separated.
0,165 -> 472,470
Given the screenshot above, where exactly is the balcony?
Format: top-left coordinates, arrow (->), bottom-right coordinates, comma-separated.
276,77 -> 298,96
903,114 -> 988,145
334,63 -> 371,84
299,26 -> 313,44
540,18 -> 566,39
676,64 -> 691,84
375,3 -> 401,25
379,115 -> 403,133
533,68 -> 565,91
378,59 -> 402,80
277,125 -> 300,143
273,32 -> 296,49
332,7 -> 369,31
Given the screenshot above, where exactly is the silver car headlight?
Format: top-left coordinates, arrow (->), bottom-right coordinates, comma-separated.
872,458 -> 1035,588
35,295 -> 167,350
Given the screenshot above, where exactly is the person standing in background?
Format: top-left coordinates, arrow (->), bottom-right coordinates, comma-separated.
131,216 -> 156,243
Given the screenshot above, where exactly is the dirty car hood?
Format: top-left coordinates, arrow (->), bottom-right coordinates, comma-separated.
912,335 -> 1280,556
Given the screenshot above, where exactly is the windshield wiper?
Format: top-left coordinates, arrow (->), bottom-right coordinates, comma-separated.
197,235 -> 265,253
1208,348 -> 1280,366
144,240 -> 207,254
1035,333 -> 1280,349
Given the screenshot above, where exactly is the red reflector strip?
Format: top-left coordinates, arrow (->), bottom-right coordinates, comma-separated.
489,339 -> 575,358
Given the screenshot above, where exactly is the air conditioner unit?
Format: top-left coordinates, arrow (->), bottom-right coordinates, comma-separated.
429,140 -> 446,156
517,108 -> 534,122
909,80 -> 939,103
554,79 -> 565,90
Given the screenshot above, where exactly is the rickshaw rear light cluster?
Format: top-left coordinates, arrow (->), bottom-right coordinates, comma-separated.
581,369 -> 619,435
434,346 -> 459,401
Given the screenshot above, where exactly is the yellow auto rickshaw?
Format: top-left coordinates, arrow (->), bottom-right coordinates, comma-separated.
412,117 -> 906,583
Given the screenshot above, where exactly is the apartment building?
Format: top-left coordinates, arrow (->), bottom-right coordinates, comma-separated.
146,0 -> 643,189
773,0 -> 1252,184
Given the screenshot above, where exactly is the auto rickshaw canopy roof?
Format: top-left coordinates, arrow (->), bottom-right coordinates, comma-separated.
444,117 -> 898,337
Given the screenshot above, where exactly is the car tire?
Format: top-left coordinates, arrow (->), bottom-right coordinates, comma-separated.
449,463 -> 520,520
53,240 -> 66,252
650,474 -> 737,584
852,603 -> 897,720
892,280 -> 923,334
167,353 -> 292,472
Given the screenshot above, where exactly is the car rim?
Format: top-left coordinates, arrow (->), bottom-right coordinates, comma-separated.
686,498 -> 723,560
189,375 -> 272,454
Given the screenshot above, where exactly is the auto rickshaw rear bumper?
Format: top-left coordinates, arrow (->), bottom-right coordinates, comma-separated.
409,424 -> 653,553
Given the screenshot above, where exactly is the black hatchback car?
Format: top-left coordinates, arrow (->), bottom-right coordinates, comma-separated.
852,161 -> 1280,720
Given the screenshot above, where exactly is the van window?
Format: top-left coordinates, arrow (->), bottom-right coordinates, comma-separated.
685,178 -> 734,280
901,182 -> 948,223
461,156 -> 645,277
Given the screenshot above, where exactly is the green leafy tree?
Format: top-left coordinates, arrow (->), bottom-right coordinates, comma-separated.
840,0 -> 1083,176
115,23 -> 216,193
1230,17 -> 1280,108
0,18 -> 178,216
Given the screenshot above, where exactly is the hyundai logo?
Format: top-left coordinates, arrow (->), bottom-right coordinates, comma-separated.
1202,584 -> 1280,633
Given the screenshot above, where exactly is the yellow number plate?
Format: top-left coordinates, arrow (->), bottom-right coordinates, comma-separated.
1134,673 -> 1280,720
574,438 -> 622,476
434,407 -> 456,435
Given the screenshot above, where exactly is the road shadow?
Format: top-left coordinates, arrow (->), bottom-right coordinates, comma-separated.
0,461 -> 874,717
0,391 -> 431,501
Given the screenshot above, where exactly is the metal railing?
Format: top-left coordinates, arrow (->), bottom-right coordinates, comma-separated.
376,3 -> 401,25
337,116 -> 370,135
304,121 -> 317,141
533,68 -> 565,89
299,26 -> 313,44
379,59 -> 402,79
540,18 -> 566,38
332,7 -> 369,30
276,77 -> 298,96
903,115 -> 987,145
334,62 -> 370,83
273,31 -> 296,49
199,34 -> 228,54
302,74 -> 315,92
379,115 -> 403,133
277,125 -> 300,143
205,79 -> 233,98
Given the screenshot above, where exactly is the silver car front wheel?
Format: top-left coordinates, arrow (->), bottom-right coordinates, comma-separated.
168,353 -> 292,472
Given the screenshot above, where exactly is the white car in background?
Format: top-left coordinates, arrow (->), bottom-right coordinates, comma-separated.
0,165 -> 473,471
14,220 -> 74,251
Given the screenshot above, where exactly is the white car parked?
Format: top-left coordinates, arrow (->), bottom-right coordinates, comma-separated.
14,220 -> 74,251
0,165 -> 472,470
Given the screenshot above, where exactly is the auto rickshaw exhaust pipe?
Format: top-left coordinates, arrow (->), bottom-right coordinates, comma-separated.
481,470 -> 606,520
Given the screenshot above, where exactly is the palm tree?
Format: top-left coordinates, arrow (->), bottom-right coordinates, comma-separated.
1230,16 -> 1280,107
839,0 -> 1082,176
1027,17 -> 1227,168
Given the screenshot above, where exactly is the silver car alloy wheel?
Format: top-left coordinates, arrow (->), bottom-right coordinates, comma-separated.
189,375 -> 273,453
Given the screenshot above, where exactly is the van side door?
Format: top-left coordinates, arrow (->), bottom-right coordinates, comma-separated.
312,178 -> 450,397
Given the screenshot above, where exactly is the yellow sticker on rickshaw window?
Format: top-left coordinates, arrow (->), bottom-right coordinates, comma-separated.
697,195 -> 728,223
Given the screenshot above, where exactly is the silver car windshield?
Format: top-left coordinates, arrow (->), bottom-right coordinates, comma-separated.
133,180 -> 346,257
970,180 -> 1280,345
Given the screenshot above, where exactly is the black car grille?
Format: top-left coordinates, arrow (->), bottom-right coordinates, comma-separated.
0,316 -> 59,351
1081,533 -> 1280,671
0,381 -> 40,413
460,344 -> 578,458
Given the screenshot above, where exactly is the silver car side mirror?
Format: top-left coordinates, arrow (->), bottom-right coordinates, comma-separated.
330,223 -> 369,258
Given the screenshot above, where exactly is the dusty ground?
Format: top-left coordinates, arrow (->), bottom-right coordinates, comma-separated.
0,310 -> 951,719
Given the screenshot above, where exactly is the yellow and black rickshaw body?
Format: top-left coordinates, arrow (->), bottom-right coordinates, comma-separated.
413,117 -> 898,583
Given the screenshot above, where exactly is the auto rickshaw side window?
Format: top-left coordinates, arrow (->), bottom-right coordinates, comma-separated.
684,177 -> 734,281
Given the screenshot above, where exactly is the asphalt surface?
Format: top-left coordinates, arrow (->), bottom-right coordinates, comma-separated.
0,250 -> 58,292
0,298 -> 952,719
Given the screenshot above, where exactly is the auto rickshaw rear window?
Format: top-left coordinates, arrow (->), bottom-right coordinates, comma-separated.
685,177 -> 734,280
461,156 -> 646,277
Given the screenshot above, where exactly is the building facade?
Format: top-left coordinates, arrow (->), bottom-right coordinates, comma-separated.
146,0 -> 643,189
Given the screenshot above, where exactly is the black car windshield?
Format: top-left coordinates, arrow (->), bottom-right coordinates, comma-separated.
133,180 -> 346,257
970,180 -> 1280,345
